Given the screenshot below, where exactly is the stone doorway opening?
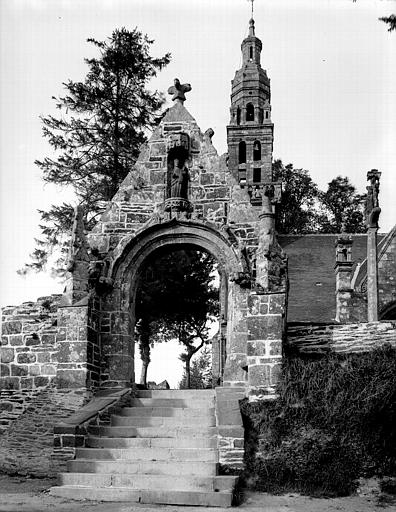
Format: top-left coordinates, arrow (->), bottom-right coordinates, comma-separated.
101,220 -> 249,390
134,244 -> 225,390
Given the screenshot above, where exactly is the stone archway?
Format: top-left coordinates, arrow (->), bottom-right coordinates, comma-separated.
99,220 -> 250,389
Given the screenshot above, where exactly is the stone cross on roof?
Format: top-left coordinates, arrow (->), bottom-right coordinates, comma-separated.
168,78 -> 192,104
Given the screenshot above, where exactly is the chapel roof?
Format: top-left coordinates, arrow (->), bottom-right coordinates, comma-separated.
278,233 -> 386,323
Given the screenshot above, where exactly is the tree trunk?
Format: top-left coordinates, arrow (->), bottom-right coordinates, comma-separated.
140,359 -> 149,386
185,357 -> 191,389
139,331 -> 151,387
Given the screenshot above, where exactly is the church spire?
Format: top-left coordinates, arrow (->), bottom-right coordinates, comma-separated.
226,10 -> 273,195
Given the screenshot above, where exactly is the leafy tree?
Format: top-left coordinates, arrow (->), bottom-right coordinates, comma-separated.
318,176 -> 366,233
21,27 -> 170,275
179,345 -> 212,389
136,249 -> 219,388
273,160 -> 365,234
273,159 -> 321,234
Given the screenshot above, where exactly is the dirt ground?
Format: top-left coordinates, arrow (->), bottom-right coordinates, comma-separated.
0,475 -> 395,512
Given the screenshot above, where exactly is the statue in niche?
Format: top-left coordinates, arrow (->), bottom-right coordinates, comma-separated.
170,157 -> 189,199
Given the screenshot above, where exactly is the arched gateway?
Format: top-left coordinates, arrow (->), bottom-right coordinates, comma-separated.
60,68 -> 288,400
103,219 -> 249,387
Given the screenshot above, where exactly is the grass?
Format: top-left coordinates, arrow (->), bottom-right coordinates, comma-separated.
241,344 -> 396,497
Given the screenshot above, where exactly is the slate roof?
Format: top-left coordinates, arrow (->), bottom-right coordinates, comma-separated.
278,234 -> 385,323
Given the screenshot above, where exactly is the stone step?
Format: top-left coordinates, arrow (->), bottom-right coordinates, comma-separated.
50,486 -> 234,507
121,406 -> 215,417
57,472 -> 237,493
75,446 -> 218,462
110,414 -> 216,427
88,425 -> 218,438
136,389 -> 215,399
131,397 -> 215,408
67,459 -> 218,477
86,435 -> 218,449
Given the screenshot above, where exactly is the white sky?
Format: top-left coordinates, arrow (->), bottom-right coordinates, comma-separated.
1,0 -> 395,311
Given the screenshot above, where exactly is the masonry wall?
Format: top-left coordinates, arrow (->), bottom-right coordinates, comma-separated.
287,321 -> 396,356
0,388 -> 87,476
0,295 -> 62,432
0,295 -> 93,476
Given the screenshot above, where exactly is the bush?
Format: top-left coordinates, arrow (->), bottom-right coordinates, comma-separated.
241,345 -> 396,496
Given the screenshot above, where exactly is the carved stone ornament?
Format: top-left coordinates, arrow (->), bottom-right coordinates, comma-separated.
166,133 -> 190,152
168,78 -> 192,104
365,169 -> 381,228
335,236 -> 353,264
164,197 -> 194,213
66,204 -> 89,272
88,261 -> 114,295
248,182 -> 282,206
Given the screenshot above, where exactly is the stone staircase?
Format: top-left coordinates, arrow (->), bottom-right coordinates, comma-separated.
50,389 -> 239,506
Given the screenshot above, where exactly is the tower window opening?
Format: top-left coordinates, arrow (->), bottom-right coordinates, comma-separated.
239,169 -> 247,187
253,168 -> 261,183
236,107 -> 241,125
258,109 -> 264,124
253,141 -> 261,161
249,47 -> 253,59
238,141 -> 246,164
246,103 -> 254,122
265,110 -> 269,119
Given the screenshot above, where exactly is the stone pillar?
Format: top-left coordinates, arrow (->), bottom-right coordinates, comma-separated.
364,169 -> 381,322
334,236 -> 354,323
61,205 -> 90,307
102,310 -> 134,388
247,186 -> 287,400
247,292 -> 285,400
223,283 -> 248,387
55,306 -> 91,390
367,227 -> 379,322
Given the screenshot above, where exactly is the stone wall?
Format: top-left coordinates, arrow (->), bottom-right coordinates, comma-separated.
287,321 -> 396,356
0,387 -> 87,476
1,295 -> 61,432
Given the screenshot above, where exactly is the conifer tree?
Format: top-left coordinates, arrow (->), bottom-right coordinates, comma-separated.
21,27 -> 170,275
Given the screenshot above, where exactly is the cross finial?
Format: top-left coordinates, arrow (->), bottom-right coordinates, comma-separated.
247,0 -> 254,18
168,78 -> 192,105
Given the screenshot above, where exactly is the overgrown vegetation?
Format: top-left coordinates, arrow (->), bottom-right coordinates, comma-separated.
241,345 -> 396,497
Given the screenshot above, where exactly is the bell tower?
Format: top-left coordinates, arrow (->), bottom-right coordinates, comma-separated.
227,16 -> 274,197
